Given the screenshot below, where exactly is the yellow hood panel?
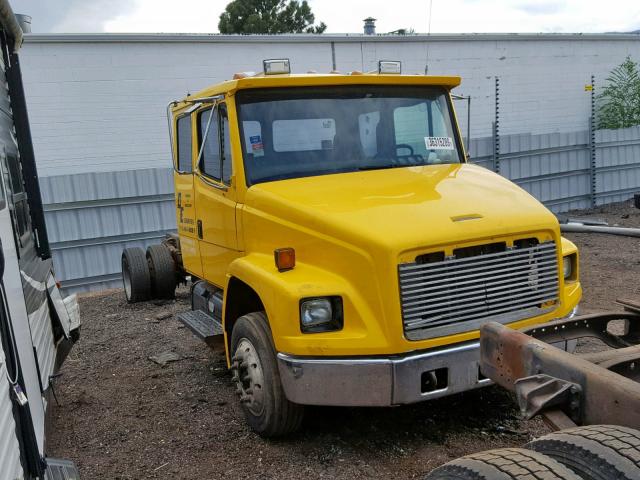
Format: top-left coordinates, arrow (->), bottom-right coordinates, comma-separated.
245,163 -> 558,254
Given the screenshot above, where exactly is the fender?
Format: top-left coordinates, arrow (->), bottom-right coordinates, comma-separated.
224,253 -> 388,358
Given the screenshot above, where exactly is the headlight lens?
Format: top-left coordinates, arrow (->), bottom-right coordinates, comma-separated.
563,255 -> 573,280
299,297 -> 343,333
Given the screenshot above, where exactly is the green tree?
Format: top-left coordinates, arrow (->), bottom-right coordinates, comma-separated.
597,56 -> 640,129
218,0 -> 327,34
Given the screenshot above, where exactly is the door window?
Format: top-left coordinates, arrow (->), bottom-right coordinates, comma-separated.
176,115 -> 192,173
198,104 -> 232,184
198,108 -> 221,179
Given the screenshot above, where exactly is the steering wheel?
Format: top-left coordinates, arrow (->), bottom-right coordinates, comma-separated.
395,144 -> 415,156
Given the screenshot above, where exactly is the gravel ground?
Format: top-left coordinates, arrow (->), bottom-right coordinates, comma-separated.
46,200 -> 640,479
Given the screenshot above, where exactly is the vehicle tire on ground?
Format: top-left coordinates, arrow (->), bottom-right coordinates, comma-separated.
122,247 -> 151,303
230,311 -> 304,437
526,424 -> 640,480
425,447 -> 580,480
146,244 -> 176,299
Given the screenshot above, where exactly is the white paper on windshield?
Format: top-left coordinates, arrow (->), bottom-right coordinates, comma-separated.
425,136 -> 454,150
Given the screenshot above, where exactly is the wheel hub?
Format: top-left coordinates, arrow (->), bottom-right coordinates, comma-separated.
231,338 -> 265,416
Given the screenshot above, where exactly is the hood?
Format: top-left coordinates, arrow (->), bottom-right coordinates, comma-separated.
244,163 -> 558,254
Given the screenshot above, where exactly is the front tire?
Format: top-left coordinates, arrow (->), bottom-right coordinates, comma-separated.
230,312 -> 304,437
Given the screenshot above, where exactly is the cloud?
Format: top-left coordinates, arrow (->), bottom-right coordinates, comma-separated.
9,0 -> 640,34
10,0 -> 137,32
516,1 -> 567,15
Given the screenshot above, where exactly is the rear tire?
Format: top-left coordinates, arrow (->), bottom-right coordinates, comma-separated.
122,247 -> 151,303
146,244 -> 176,299
230,311 -> 304,437
425,447 -> 580,479
526,424 -> 640,480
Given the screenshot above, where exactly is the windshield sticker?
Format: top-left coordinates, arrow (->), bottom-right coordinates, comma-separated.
249,135 -> 265,157
425,136 -> 454,150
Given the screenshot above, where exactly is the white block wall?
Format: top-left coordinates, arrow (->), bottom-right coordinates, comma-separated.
19,33 -> 640,176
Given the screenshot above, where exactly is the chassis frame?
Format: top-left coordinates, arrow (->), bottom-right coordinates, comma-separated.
480,298 -> 640,431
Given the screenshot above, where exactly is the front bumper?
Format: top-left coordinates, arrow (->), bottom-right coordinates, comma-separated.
277,305 -> 581,407
277,341 -> 490,406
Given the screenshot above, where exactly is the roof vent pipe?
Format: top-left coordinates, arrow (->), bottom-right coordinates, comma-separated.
15,14 -> 31,33
363,17 -> 376,35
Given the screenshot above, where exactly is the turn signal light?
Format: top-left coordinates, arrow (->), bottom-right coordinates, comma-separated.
274,248 -> 295,272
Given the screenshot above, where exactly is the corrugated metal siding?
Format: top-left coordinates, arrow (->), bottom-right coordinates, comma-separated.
0,349 -> 23,480
40,168 -> 176,293
45,128 -> 640,295
595,126 -> 640,205
501,131 -> 592,213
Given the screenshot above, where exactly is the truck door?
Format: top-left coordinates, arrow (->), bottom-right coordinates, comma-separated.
193,102 -> 240,287
173,110 -> 203,278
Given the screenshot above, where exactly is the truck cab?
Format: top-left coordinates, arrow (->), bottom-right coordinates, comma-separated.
123,59 -> 581,437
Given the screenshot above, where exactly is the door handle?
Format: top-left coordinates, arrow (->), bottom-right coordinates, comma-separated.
197,220 -> 203,239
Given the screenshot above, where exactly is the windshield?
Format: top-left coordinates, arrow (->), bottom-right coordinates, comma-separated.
236,86 -> 462,185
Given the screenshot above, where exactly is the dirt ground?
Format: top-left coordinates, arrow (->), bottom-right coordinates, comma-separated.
47,200 -> 640,479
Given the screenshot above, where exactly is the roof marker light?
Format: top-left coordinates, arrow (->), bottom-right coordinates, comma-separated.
263,58 -> 291,75
378,60 -> 402,74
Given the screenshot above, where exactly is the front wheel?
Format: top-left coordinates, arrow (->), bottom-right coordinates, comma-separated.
230,312 -> 304,437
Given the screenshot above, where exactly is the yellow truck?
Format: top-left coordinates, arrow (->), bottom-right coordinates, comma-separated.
121,59 -> 582,437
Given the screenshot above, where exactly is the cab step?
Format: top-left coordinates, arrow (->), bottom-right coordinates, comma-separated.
177,309 -> 224,347
46,457 -> 81,480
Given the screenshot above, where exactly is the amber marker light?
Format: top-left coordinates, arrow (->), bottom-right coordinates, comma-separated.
274,248 -> 295,272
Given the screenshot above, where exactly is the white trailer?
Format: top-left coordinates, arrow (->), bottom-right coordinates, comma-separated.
0,2 -> 81,478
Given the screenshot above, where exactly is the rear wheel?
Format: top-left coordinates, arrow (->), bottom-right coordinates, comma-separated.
146,244 -> 176,299
526,424 -> 640,480
230,312 -> 304,437
425,447 -> 580,479
122,247 -> 151,303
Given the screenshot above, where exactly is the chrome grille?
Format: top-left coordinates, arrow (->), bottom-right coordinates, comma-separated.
399,241 -> 559,340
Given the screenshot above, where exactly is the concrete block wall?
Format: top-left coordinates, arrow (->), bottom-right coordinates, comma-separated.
19,33 -> 640,176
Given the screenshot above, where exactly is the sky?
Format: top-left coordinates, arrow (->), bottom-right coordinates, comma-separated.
10,0 -> 640,34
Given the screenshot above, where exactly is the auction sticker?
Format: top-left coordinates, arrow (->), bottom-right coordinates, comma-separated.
425,136 -> 454,150
249,135 -> 264,157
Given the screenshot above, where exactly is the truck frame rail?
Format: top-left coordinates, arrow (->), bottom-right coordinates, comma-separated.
480,299 -> 640,431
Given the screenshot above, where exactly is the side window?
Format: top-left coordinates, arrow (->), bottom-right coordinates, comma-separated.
176,115 -> 192,173
198,104 -> 232,184
198,108 -> 221,179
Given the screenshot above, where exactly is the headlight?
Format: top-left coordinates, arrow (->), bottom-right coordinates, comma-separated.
299,297 -> 343,333
562,255 -> 574,280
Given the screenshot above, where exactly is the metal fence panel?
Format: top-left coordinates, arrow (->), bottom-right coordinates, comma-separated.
595,126 -> 640,205
39,168 -> 176,294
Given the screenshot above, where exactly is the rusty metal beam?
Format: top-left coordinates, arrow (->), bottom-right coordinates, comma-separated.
480,321 -> 640,430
